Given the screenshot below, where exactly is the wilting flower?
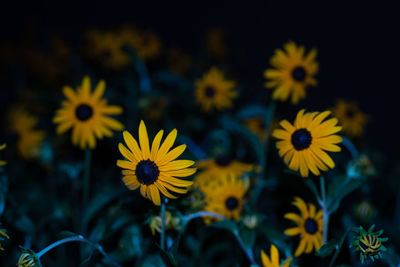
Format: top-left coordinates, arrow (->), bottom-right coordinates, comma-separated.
17,249 -> 40,267
264,41 -> 318,104
201,174 -> 249,222
332,99 -> 368,138
273,109 -> 342,177
284,197 -> 323,257
195,154 -> 254,189
53,76 -> 124,149
8,108 -> 45,159
149,211 -> 181,235
0,144 -> 6,166
117,121 -> 196,205
260,244 -> 292,267
350,225 -> 388,264
195,67 -> 237,113
0,229 -> 9,251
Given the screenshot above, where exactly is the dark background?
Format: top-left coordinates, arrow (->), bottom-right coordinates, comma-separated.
2,0 -> 399,161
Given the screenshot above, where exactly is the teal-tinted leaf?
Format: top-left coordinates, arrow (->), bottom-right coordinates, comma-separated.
328,179 -> 362,214
15,216 -> 35,234
211,219 -> 239,235
316,239 -> 338,257
236,105 -> 270,120
240,228 -> 256,249
83,189 -> 121,226
304,178 -> 321,202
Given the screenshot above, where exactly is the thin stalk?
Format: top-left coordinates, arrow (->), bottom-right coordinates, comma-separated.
36,236 -> 122,267
183,211 -> 225,222
327,229 -> 351,267
83,148 -> 92,212
320,176 -> 330,244
233,232 -> 256,265
262,100 -> 276,175
160,198 -> 167,250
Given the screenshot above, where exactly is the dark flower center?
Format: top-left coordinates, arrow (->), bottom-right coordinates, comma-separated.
102,50 -> 112,59
135,159 -> 160,185
292,66 -> 307,82
291,128 -> 312,150
225,196 -> 239,210
75,104 -> 93,121
259,120 -> 266,130
346,109 -> 355,118
304,218 -> 318,234
205,86 -> 215,98
215,155 -> 232,166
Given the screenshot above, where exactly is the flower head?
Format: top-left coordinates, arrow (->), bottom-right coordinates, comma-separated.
332,99 -> 369,138
243,116 -> 269,143
260,244 -> 292,267
284,197 -> 323,257
119,26 -> 161,61
53,76 -> 124,149
195,67 -> 237,113
0,144 -> 6,166
264,41 -> 318,104
0,229 -> 9,251
350,225 -> 388,264
117,121 -> 196,205
17,248 -> 40,267
273,109 -> 342,177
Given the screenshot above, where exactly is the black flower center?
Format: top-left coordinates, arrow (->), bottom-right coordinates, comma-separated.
292,66 -> 307,82
205,86 -> 215,98
346,109 -> 355,118
291,128 -> 312,151
304,218 -> 318,234
135,159 -> 160,185
225,196 -> 239,210
75,104 -> 93,121
259,120 -> 266,130
215,155 -> 232,166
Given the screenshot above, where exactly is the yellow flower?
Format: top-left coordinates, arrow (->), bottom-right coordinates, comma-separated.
206,27 -> 227,58
194,155 -> 254,189
53,76 -> 124,150
117,121 -> 196,206
201,174 -> 249,222
261,244 -> 292,267
8,108 -> 45,159
17,252 -> 37,267
284,197 -> 323,257
332,99 -> 369,138
264,41 -> 318,104
120,26 -> 161,61
149,211 -> 173,236
0,229 -> 9,251
195,67 -> 237,113
0,144 -> 6,166
272,109 -> 342,177
243,116 -> 269,143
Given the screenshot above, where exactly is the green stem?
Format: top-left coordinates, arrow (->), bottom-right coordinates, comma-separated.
327,229 -> 351,267
262,100 -> 276,174
83,148 -> 92,214
160,198 -> 167,250
36,236 -> 122,267
233,232 -> 256,265
183,211 -> 225,222
320,176 -> 330,244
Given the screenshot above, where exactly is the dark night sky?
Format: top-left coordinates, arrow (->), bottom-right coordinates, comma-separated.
2,0 -> 399,160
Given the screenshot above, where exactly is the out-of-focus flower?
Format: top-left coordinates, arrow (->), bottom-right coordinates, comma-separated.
354,201 -> 376,223
332,99 -> 369,138
206,27 -> 227,58
8,108 -> 45,159
119,26 -> 161,61
273,109 -> 342,177
17,249 -> 40,267
53,76 -> 124,149
201,174 -> 249,222
0,229 -> 9,251
167,48 -> 192,74
347,154 -> 376,179
242,214 -> 259,229
195,155 -> 254,189
264,41 -> 318,105
117,121 -> 196,205
284,197 -> 323,257
243,116 -> 269,143
149,211 -> 173,236
260,244 -> 292,267
138,96 -> 168,122
195,67 -> 237,113
350,225 -> 387,264
0,144 -> 6,166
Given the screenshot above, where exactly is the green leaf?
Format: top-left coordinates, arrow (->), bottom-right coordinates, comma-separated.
82,189 -> 121,226
240,228 -> 256,249
211,219 -> 239,235
328,179 -> 362,214
304,178 -> 321,202
316,239 -> 338,257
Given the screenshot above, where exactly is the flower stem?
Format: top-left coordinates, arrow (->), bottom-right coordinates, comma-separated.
233,232 -> 256,265
320,176 -> 330,244
36,235 -> 122,267
160,198 -> 167,250
83,148 -> 92,212
183,211 -> 225,222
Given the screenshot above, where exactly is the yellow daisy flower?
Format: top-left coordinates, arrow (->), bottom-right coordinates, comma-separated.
264,41 -> 318,105
117,121 -> 196,206
0,144 -> 6,166
332,99 -> 369,138
120,26 -> 161,61
8,108 -> 45,159
195,67 -> 237,113
261,244 -> 292,267
284,197 -> 323,257
272,109 -> 342,177
195,155 -> 254,189
243,116 -> 269,143
201,174 -> 249,221
53,76 -> 124,150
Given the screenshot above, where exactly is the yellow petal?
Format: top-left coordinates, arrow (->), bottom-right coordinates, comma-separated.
156,129 -> 177,162
150,130 -> 164,161
123,131 -> 143,161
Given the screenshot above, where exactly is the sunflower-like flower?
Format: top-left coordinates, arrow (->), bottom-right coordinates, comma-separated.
17,249 -> 40,267
201,174 -> 249,222
0,144 -> 6,166
284,197 -> 323,257
332,99 -> 368,138
0,229 -> 9,251
120,26 -> 161,61
272,109 -> 342,177
117,121 -> 196,206
243,116 -> 269,143
8,108 -> 45,159
264,41 -> 318,104
53,76 -> 124,149
350,225 -> 388,264
194,155 -> 254,189
195,67 -> 237,113
260,244 -> 292,267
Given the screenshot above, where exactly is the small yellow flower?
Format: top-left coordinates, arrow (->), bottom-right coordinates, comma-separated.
260,244 -> 292,267
120,26 -> 161,61
332,99 -> 369,138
